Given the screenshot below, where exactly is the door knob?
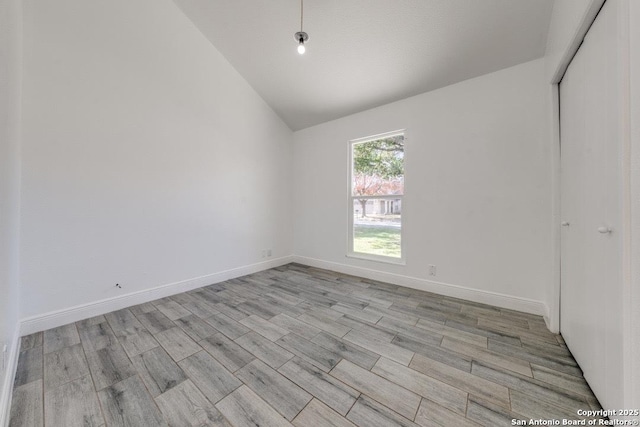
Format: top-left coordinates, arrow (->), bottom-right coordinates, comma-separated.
597,226 -> 613,234
561,222 -> 570,226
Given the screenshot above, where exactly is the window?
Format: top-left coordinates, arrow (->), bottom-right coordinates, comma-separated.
348,131 -> 405,263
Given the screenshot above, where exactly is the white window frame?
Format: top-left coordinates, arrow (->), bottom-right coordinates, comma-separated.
347,130 -> 406,265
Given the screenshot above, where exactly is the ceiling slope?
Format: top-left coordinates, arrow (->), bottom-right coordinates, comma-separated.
173,0 -> 554,131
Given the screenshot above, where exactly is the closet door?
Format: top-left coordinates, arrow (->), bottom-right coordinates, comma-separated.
559,0 -> 623,410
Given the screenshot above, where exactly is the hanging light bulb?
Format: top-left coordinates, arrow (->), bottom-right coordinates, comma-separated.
295,32 -> 308,54
294,0 -> 308,54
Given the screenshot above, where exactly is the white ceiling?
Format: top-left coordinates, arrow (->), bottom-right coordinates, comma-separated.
172,0 -> 554,131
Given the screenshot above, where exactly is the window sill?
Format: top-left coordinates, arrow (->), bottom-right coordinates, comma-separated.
346,252 -> 406,266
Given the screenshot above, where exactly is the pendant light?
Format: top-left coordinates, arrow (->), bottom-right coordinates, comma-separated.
294,0 -> 308,54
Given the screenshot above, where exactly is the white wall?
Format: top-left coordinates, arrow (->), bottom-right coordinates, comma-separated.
293,58 -> 552,315
628,0 -> 640,409
544,0 -> 605,81
0,0 -> 22,421
19,0 -> 293,320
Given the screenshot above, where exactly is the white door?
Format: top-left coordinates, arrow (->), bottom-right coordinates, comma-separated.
560,0 -> 623,410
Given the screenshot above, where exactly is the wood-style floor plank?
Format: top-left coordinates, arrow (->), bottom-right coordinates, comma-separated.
170,292 -> 198,306
155,300 -> 192,320
444,318 -> 522,347
44,344 -> 90,390
9,380 -> 43,427
239,314 -> 289,341
85,343 -> 137,390
13,347 -> 43,388
344,329 -> 414,366
131,346 -> 187,397
276,333 -> 340,372
471,361 -> 590,413
236,301 -> 280,320
330,359 -> 421,420
98,375 -> 168,427
392,334 -> 472,372
155,380 -> 232,427
331,303 -> 382,324
371,357 -> 468,415
129,302 -> 157,316
216,385 -> 293,427
377,316 -> 443,347
179,350 -> 241,404
19,332 -> 43,352
488,338 -> 582,377
105,309 -> 145,337
118,329 -> 159,358
155,327 -> 201,362
409,353 -> 510,408
278,358 -> 358,416
298,312 -> 351,338
205,313 -> 251,340
182,300 -> 220,319
346,396 -> 420,427
441,336 -> 533,377
311,332 -> 379,370
43,324 -> 80,354
293,399 -> 357,427
510,389 -> 582,421
336,315 -> 396,342
77,322 -> 119,353
135,310 -> 176,335
199,333 -> 255,373
414,398 -> 481,427
530,363 -> 594,397
363,305 -> 419,325
466,395 -> 521,427
235,359 -> 312,421
478,317 -> 558,345
44,376 -> 104,427
270,313 -> 322,340
174,314 -> 219,341
209,301 -> 246,320
235,332 -> 294,369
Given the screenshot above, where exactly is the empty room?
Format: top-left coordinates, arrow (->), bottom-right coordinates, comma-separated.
1,0 -> 639,426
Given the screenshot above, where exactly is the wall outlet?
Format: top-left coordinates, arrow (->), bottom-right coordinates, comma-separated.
261,250 -> 266,258
428,265 -> 437,276
267,249 -> 272,257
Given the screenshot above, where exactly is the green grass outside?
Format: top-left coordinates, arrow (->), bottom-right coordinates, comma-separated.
353,225 -> 401,258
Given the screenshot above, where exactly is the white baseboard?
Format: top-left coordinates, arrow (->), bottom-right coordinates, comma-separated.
20,256 -> 294,336
0,323 -> 20,427
293,256 -> 548,317
543,314 -> 558,334
17,253 -> 548,337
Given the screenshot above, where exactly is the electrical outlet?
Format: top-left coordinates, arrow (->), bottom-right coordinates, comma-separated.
428,265 -> 437,276
267,249 -> 272,257
261,250 -> 266,258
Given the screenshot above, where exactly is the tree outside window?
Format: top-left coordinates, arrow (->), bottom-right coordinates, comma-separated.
350,132 -> 405,261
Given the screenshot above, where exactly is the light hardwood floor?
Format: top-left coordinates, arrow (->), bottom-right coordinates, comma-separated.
9,263 -> 603,426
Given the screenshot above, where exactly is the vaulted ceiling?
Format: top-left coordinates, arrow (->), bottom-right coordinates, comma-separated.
173,0 -> 554,131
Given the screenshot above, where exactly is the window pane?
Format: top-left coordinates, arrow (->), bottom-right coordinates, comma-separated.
352,198 -> 401,258
352,135 -> 404,197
